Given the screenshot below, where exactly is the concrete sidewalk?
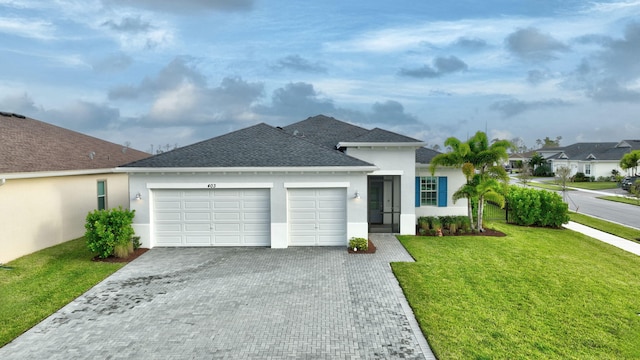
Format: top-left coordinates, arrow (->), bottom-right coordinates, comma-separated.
563,221 -> 640,256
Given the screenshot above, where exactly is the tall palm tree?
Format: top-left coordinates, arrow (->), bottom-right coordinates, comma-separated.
431,139 -> 474,230
431,131 -> 512,232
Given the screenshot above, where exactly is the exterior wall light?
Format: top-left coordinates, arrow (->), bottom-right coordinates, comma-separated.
354,191 -> 361,199
135,192 -> 142,200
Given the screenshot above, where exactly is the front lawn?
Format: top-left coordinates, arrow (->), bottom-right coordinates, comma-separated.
566,181 -> 618,190
393,222 -> 640,359
0,238 -> 125,347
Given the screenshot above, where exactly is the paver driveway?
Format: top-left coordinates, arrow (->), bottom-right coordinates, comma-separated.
0,234 -> 434,359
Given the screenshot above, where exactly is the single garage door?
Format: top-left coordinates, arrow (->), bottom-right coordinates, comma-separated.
153,188 -> 270,246
288,188 -> 347,246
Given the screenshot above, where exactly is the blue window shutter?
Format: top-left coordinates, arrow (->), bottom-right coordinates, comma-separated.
438,177 -> 448,207
415,177 -> 421,207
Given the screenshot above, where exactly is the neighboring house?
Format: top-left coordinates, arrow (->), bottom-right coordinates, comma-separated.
526,140 -> 640,179
0,112 -> 149,263
120,115 -> 466,249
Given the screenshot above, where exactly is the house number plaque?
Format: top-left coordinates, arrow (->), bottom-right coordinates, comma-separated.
207,184 -> 216,189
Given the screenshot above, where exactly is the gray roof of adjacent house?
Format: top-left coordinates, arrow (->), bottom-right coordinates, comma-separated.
0,112 -> 149,174
121,123 -> 374,168
415,147 -> 441,164
543,141 -> 640,161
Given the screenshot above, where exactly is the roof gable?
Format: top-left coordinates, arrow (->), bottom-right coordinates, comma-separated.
122,123 -> 374,168
416,147 -> 441,164
0,112 -> 149,174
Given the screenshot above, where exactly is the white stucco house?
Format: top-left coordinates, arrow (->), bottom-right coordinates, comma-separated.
537,140 -> 640,179
119,115 -> 466,249
0,112 -> 149,263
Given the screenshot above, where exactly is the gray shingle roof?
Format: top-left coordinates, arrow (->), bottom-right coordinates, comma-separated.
122,123 -> 374,168
348,128 -> 423,143
544,142 -> 639,161
416,147 -> 441,164
0,112 -> 149,174
283,115 -> 370,149
284,115 -> 423,149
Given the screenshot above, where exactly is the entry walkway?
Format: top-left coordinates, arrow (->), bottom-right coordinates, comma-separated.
563,221 -> 640,256
0,234 -> 435,360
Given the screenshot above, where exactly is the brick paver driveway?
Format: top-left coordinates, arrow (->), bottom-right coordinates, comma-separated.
0,234 -> 434,359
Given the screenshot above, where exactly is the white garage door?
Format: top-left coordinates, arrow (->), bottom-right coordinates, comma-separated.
153,188 -> 270,246
288,188 -> 347,246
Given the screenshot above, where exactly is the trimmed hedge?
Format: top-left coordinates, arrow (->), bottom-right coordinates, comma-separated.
506,186 -> 569,227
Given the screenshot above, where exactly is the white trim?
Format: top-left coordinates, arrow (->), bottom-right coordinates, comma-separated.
118,166 -> 377,174
337,141 -> 425,148
284,182 -> 350,188
0,168 -> 117,180
147,182 -> 274,189
369,170 -> 404,176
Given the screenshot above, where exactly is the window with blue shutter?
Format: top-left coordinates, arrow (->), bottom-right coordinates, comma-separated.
416,176 -> 448,207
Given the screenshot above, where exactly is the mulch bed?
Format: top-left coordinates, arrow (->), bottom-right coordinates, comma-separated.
417,228 -> 507,237
348,239 -> 377,254
92,248 -> 149,263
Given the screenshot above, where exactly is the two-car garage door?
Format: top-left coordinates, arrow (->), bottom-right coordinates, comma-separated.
152,187 -> 347,247
153,189 -> 270,246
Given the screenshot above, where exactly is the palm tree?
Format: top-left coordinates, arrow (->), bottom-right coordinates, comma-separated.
465,132 -> 511,231
452,162 -> 477,231
431,131 -> 512,232
431,139 -> 475,230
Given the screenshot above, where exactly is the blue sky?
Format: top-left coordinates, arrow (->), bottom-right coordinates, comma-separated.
1,0 -> 639,153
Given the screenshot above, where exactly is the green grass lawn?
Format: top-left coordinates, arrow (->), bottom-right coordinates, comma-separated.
532,181 -> 618,191
598,195 -> 640,207
569,212 -> 640,242
566,181 -> 618,190
527,181 -> 564,191
0,238 -> 125,347
392,222 -> 640,359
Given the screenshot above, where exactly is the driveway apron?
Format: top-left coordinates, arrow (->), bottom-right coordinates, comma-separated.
0,234 -> 434,359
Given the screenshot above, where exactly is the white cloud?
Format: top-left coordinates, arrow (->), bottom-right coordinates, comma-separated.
0,17 -> 55,40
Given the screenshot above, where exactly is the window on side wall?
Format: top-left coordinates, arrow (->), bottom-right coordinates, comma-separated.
97,180 -> 107,210
420,177 -> 437,206
585,164 -> 591,175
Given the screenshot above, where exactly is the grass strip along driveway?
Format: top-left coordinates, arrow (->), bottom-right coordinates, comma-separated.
393,222 -> 640,359
570,212 -> 640,243
0,238 -> 125,347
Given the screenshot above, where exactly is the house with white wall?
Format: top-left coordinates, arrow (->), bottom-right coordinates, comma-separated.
120,115 -> 466,249
539,140 -> 640,179
0,112 -> 149,263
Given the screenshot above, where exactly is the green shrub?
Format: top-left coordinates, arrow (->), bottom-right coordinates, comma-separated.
506,186 -> 569,227
85,207 -> 136,258
572,172 -> 590,182
417,217 -> 430,231
348,237 -> 368,251
533,165 -> 554,177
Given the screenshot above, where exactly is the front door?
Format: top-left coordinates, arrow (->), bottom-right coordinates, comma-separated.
368,178 -> 384,224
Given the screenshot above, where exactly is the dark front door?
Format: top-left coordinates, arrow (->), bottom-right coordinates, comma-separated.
368,179 -> 384,224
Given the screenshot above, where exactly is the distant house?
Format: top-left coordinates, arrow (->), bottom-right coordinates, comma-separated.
509,140 -> 640,179
0,112 -> 149,263
119,115 -> 466,249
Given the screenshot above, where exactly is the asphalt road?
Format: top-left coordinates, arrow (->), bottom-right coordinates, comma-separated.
561,187 -> 640,229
